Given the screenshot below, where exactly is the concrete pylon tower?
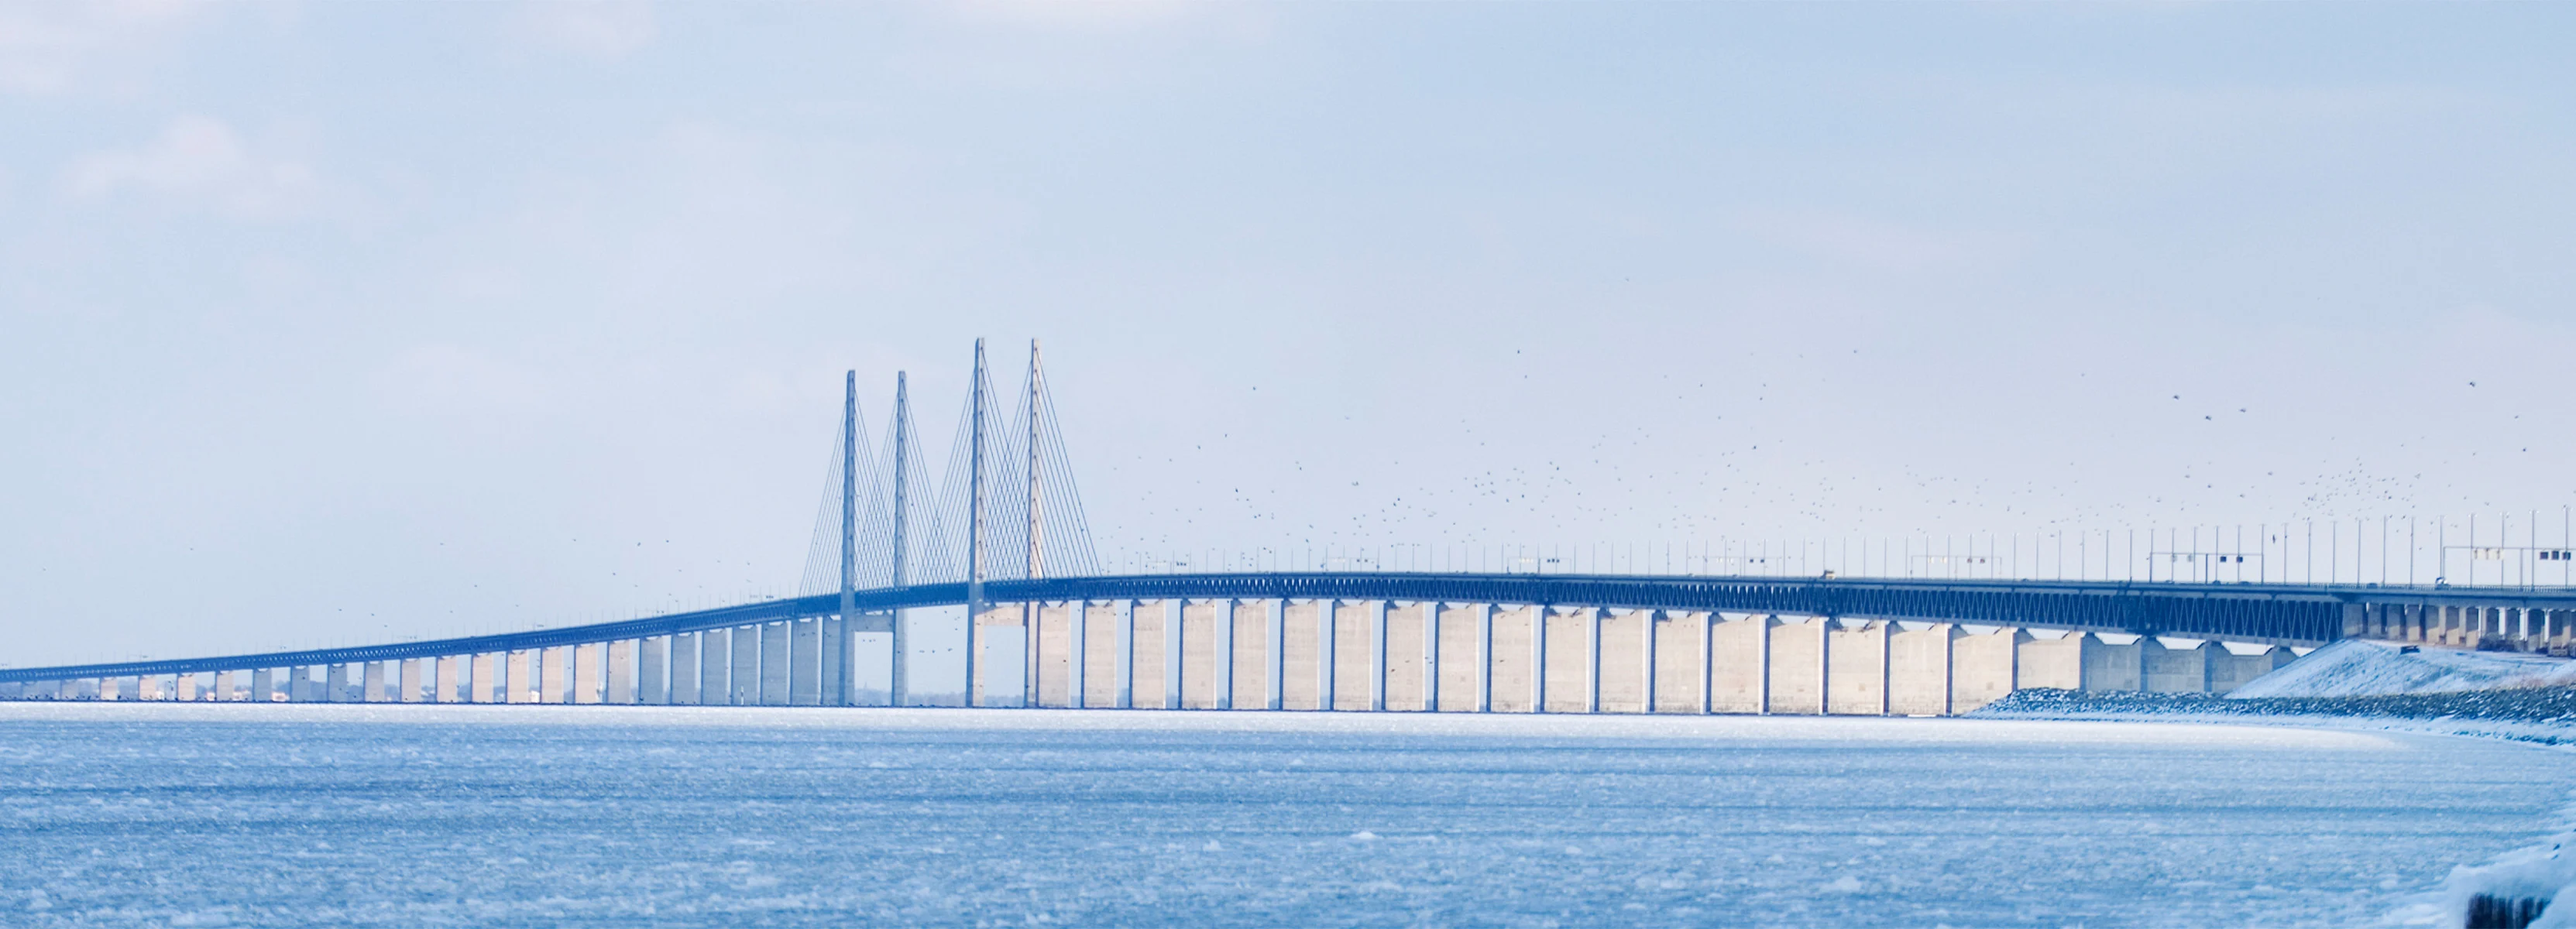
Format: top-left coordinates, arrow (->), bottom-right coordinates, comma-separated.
890,371 -> 909,707
1023,339 -> 1045,707
838,370 -> 858,707
964,338 -> 988,707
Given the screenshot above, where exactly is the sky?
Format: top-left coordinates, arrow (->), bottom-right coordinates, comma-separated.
5,2 -> 2576,667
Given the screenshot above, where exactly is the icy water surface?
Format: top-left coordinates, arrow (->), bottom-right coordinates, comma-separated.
1,705 -> 2568,927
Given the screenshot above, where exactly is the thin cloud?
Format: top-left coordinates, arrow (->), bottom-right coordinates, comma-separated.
63,115 -> 325,221
508,1 -> 656,60
0,0 -> 204,96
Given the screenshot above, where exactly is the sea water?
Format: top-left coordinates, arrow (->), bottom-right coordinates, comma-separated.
0,704 -> 2566,927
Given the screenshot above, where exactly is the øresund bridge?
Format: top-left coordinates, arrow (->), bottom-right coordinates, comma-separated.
7,341 -> 2574,713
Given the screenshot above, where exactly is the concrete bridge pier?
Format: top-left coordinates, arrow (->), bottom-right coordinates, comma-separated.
670,632 -> 700,704
788,619 -> 818,706
1542,607 -> 1590,715
757,622 -> 788,706
502,650 -> 530,703
605,639 -> 634,704
1229,599 -> 1262,711
2142,639 -> 2208,694
1383,602 -> 1427,712
637,637 -> 665,704
1825,619 -> 1892,716
1888,624 -> 1959,715
1764,616 -> 1826,715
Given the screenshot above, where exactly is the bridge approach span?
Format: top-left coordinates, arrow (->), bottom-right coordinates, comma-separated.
8,571 -> 2572,687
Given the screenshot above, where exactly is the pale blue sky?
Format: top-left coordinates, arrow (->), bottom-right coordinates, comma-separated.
5,2 -> 2574,667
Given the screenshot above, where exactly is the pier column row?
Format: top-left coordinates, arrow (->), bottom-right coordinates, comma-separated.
966,600 -> 2313,716
9,605 -> 2317,708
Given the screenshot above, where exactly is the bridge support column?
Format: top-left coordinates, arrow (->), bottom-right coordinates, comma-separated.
1826,619 -> 1891,715
1384,602 -> 1428,711
1179,599 -> 1218,710
500,650 -> 528,704
605,639 -> 634,704
1436,603 -> 1481,711
1229,599 -> 1265,711
1700,615 -> 1761,710
1595,609 -> 1645,713
1542,607 -> 1592,715
245,668 -> 269,703
1423,601 -> 1441,711
1252,597 -> 1283,704
1888,623 -> 1958,715
1119,600 -> 1163,709
1163,599 -> 1184,710
1639,609 -> 1658,714
788,619 -> 819,706
723,626 -> 753,705
324,664 -> 348,703
1080,602 -> 1118,708
2016,631 -> 2083,691
669,633 -> 699,704
637,637 -> 665,705
531,649 -> 555,703
1584,608 -> 1604,714
820,615 -> 846,706
1475,603 -> 1496,712
1069,602 -> 1089,709
1483,604 -> 1531,713
2207,643 -> 2293,693
762,622 -> 792,706
1116,600 -> 1137,709
1370,600 -> 1389,712
570,646 -> 600,704
1213,598 -> 1237,710
1764,617 -> 1827,715
2081,634 -> 2145,692
1265,599 -> 1286,711
1707,614 -> 1769,714
1339,599 -> 1380,710
686,635 -> 712,705
1279,600 -> 1320,710
2142,638 -> 2211,694
525,648 -> 551,700
211,670 -> 232,702
552,648 -> 572,704
1949,626 -> 2026,712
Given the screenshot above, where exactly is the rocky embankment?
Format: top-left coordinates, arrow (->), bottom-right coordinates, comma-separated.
1973,685 -> 2576,743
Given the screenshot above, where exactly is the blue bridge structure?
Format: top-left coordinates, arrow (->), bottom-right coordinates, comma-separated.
6,341 -> 2571,713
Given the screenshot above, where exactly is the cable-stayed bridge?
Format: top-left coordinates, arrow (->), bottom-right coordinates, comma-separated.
5,340 -> 2574,713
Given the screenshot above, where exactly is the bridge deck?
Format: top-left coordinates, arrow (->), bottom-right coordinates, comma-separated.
5,573 -> 2571,684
